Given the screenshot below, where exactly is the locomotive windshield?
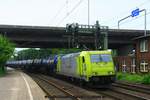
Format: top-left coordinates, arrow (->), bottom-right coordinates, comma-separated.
90,54 -> 112,63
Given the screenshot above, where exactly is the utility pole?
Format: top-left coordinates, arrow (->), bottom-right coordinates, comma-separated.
88,0 -> 90,26
143,9 -> 147,36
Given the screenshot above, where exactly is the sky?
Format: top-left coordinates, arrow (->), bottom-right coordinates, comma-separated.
0,0 -> 150,30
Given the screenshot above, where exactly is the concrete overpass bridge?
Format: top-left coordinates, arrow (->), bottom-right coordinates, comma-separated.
0,24 -> 149,49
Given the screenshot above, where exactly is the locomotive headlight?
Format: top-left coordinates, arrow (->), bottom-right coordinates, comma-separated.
108,71 -> 113,74
95,72 -> 98,75
93,72 -> 98,75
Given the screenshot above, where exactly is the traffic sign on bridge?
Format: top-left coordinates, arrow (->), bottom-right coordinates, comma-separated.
131,8 -> 140,17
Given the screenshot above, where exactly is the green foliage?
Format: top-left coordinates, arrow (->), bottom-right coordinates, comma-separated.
117,72 -> 150,84
14,48 -> 52,60
142,74 -> 150,84
125,74 -> 143,83
0,35 -> 15,67
14,48 -> 82,60
116,72 -> 126,80
56,48 -> 82,54
0,67 -> 6,76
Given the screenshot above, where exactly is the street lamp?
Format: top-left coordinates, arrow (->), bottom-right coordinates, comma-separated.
118,8 -> 147,36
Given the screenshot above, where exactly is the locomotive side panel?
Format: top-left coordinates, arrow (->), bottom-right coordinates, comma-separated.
57,53 -> 80,78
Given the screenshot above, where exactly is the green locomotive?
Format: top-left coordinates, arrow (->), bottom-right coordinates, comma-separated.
56,50 -> 116,85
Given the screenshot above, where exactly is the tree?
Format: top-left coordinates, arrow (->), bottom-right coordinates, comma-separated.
14,48 -> 82,60
14,48 -> 52,60
0,35 -> 15,70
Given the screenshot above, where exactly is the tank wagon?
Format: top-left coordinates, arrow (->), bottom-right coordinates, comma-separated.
6,50 -> 116,86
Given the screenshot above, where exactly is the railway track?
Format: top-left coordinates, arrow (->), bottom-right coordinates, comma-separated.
30,73 -> 150,100
31,74 -> 80,100
93,81 -> 150,100
113,81 -> 150,95
30,74 -> 111,100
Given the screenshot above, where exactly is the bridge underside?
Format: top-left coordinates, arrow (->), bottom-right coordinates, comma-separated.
0,25 -> 147,49
13,37 -> 132,49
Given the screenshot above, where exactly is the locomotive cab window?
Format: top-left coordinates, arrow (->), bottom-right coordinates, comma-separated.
140,39 -> 148,52
90,54 -> 112,63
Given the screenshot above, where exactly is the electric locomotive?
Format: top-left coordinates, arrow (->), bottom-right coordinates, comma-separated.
56,50 -> 116,86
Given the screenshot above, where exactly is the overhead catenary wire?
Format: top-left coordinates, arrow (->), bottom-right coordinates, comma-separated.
50,2 -> 67,24
56,0 -> 84,26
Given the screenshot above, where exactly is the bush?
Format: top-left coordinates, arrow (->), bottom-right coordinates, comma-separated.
0,35 -> 15,67
117,72 -> 150,84
142,74 -> 150,84
117,72 -> 126,80
125,73 -> 143,83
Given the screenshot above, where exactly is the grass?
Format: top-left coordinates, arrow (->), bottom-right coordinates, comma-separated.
117,72 -> 150,84
142,74 -> 150,84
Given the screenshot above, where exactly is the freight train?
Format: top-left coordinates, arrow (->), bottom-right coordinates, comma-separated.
6,50 -> 116,86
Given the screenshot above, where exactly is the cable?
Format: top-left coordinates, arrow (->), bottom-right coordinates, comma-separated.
66,0 -> 69,15
56,0 -> 84,26
56,0 -> 83,26
50,2 -> 66,24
